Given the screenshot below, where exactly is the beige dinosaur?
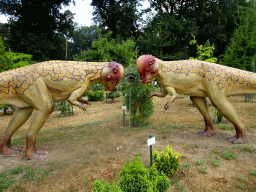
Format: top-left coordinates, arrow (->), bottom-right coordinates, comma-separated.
0,60 -> 124,159
137,55 -> 256,144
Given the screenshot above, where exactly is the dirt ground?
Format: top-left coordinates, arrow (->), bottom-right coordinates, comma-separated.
0,94 -> 256,192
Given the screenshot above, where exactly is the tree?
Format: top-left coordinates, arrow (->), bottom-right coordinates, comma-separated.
223,1 -> 256,71
68,25 -> 98,59
189,35 -> 217,63
74,29 -> 136,68
91,0 -> 145,40
139,0 -> 250,58
0,0 -> 75,61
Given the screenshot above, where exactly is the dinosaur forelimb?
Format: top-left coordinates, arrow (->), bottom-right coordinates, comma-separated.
78,97 -> 91,106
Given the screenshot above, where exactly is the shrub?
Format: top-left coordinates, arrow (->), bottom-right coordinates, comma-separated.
86,90 -> 105,101
93,153 -> 170,192
106,87 -> 120,102
54,101 -> 73,116
118,153 -> 170,192
122,68 -> 155,127
153,145 -> 181,177
93,180 -> 121,192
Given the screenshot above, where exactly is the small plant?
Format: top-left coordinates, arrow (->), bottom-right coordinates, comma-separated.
55,101 -> 73,116
183,163 -> 191,172
93,180 -> 121,192
196,157 -> 205,165
242,146 -> 254,153
199,166 -> 207,173
194,143 -> 199,148
237,182 -> 247,189
220,151 -> 236,160
153,145 -> 181,177
212,147 -> 220,154
210,157 -> 221,166
22,168 -> 35,181
250,170 -> 256,175
93,153 -> 171,192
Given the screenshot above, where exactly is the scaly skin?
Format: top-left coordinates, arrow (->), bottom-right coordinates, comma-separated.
0,60 -> 124,160
137,55 -> 256,144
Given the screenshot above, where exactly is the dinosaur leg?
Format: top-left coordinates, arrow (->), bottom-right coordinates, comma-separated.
190,96 -> 215,136
208,94 -> 246,144
0,108 -> 33,155
22,79 -> 54,159
25,108 -> 53,159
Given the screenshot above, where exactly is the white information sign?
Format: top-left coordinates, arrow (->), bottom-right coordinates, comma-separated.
147,137 -> 155,146
122,106 -> 127,110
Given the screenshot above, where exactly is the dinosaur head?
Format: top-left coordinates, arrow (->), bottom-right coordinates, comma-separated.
137,55 -> 158,85
102,61 -> 124,93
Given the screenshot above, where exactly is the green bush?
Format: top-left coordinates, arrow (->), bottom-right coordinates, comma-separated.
93,180 -> 122,192
118,153 -> 170,192
93,153 -> 170,192
122,68 -> 155,127
106,87 -> 120,102
153,145 -> 181,177
86,90 -> 105,101
54,101 -> 73,116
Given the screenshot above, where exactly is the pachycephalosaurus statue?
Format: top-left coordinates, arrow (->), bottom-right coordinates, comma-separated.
137,54 -> 256,144
0,60 -> 124,159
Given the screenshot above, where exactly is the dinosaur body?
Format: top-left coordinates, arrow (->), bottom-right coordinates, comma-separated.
0,60 -> 124,159
137,55 -> 256,144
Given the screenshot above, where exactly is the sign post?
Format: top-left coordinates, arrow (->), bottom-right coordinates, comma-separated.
122,106 -> 127,126
148,134 -> 155,167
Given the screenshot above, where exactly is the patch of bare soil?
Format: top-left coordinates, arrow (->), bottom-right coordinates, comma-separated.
0,95 -> 256,192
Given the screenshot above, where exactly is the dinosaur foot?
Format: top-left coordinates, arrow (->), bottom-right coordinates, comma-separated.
227,135 -> 247,144
197,130 -> 215,137
10,145 -> 23,152
25,149 -> 49,160
0,145 -> 22,156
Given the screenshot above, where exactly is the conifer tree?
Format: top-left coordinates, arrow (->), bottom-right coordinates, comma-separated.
223,1 -> 256,71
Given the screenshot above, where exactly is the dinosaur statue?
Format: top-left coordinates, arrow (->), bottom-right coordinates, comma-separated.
0,60 -> 124,159
137,54 -> 256,144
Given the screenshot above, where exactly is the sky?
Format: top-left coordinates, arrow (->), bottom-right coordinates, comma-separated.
0,0 -> 150,27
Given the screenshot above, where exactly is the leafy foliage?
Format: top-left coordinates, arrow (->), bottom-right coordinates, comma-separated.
86,90 -> 105,101
0,1 -> 75,61
106,87 -> 120,102
189,35 -> 217,63
93,180 -> 122,192
139,0 -> 250,58
121,153 -> 170,192
91,0 -> 145,40
54,101 -> 73,116
223,1 -> 256,71
122,68 -> 155,127
74,29 -> 136,67
153,145 -> 181,177
93,153 -> 170,192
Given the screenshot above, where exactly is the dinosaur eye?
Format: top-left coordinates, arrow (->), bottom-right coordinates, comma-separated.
106,74 -> 112,81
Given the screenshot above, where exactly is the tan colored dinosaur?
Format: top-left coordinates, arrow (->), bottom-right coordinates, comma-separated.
137,54 -> 256,144
0,60 -> 124,159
